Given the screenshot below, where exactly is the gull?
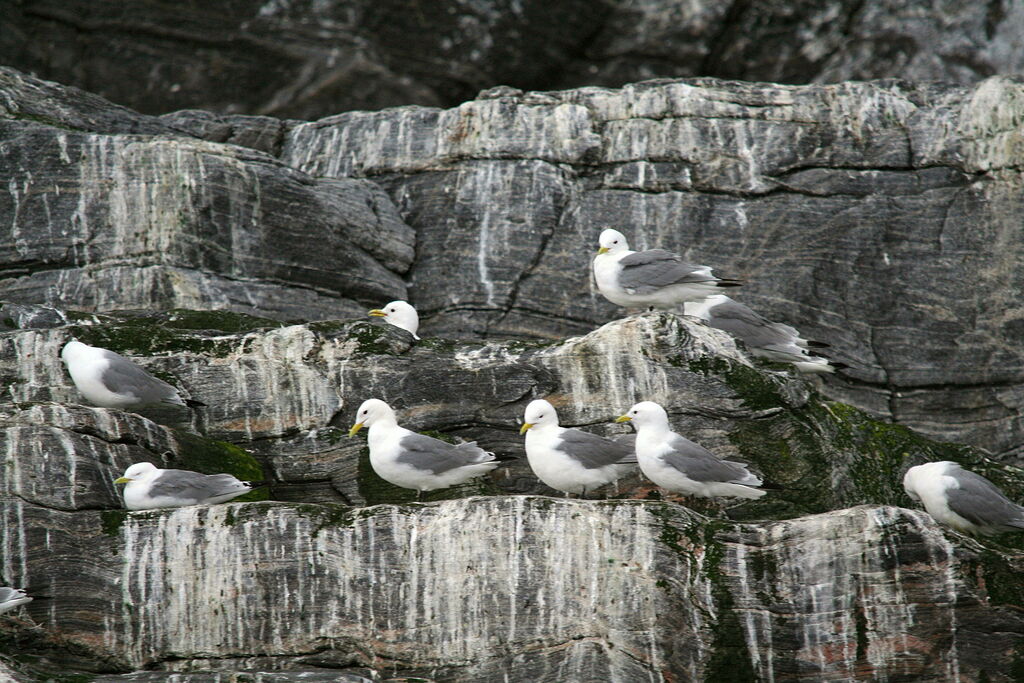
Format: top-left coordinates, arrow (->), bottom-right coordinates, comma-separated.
592,229 -> 741,309
0,587 -> 32,615
617,401 -> 766,499
349,399 -> 510,497
61,341 -> 204,410
685,295 -> 844,373
520,399 -> 636,497
903,461 -> 1024,535
368,301 -> 420,339
114,462 -> 259,510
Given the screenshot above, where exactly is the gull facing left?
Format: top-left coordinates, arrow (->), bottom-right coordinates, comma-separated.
592,229 -> 741,309
520,399 -> 636,496
0,587 -> 32,615
903,461 -> 1024,535
618,401 -> 767,499
349,399 -> 508,496
368,300 -> 420,339
114,462 -> 259,510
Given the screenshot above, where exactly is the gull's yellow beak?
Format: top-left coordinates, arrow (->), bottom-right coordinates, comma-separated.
113,477 -> 131,484
368,309 -> 387,317
615,415 -> 632,423
348,422 -> 365,437
597,246 -> 609,255
519,422 -> 534,435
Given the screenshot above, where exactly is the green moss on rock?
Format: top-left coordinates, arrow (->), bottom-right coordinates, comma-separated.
100,509 -> 129,537
171,430 -> 269,502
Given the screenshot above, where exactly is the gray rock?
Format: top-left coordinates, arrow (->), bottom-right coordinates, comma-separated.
3,308 -> 1024,679
282,75 -> 1024,460
0,69 -> 414,321
5,2 -> 1024,118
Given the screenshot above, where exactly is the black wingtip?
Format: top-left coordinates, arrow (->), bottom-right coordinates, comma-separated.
185,399 -> 207,409
715,279 -> 743,288
493,454 -> 520,464
242,480 -> 273,489
759,481 -> 786,491
805,340 -> 831,348
829,362 -> 851,371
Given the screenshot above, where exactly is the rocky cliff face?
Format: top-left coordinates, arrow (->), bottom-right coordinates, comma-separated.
1,306 -> 1023,681
5,1 -> 1024,118
2,66 -> 1023,459
2,63 -> 1024,681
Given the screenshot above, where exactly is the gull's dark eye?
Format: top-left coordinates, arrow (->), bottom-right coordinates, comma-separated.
613,240 -> 618,244
389,308 -> 396,312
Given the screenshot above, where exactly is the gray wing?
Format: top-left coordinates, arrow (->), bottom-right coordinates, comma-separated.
100,350 -> 180,404
0,587 -> 25,602
618,249 -> 716,294
705,299 -> 801,349
396,433 -> 492,475
662,435 -> 757,484
945,467 -> 1024,530
557,429 -> 636,469
148,469 -> 249,502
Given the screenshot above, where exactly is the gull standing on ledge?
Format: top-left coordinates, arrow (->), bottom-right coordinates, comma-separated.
903,461 -> 1024,535
349,399 -> 510,497
617,401 -> 767,499
61,341 -> 205,410
0,587 -> 32,615
368,300 -> 420,339
592,229 -> 741,309
114,462 -> 259,510
520,399 -> 636,497
685,295 -> 844,374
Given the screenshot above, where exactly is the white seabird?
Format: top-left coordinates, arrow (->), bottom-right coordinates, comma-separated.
617,401 -> 767,499
61,340 -> 204,410
114,462 -> 258,510
903,461 -> 1024,535
349,398 -> 508,496
368,301 -> 420,339
592,228 -> 741,309
520,398 -> 636,496
685,295 -> 844,374
0,587 -> 32,615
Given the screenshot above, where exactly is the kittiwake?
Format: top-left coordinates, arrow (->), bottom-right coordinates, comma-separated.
592,229 -> 741,309
349,398 -> 512,497
61,341 -> 205,410
903,461 -> 1024,535
685,295 -> 844,374
368,300 -> 420,339
520,398 -> 636,496
0,587 -> 31,615
114,462 -> 259,510
617,401 -> 767,499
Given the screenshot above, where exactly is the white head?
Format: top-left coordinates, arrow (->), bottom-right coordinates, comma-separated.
114,462 -> 159,484
349,398 -> 397,436
597,229 -> 630,255
368,301 -> 419,338
520,398 -> 561,434
903,461 -> 955,502
60,340 -> 91,364
616,401 -> 670,429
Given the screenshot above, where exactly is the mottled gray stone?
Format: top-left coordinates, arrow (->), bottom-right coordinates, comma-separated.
282,75 -> 1024,460
5,2 -> 1024,119
0,69 -> 415,321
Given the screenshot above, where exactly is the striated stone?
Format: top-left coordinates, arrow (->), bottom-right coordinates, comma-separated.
2,499 -> 1023,681
5,2 -> 1024,119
